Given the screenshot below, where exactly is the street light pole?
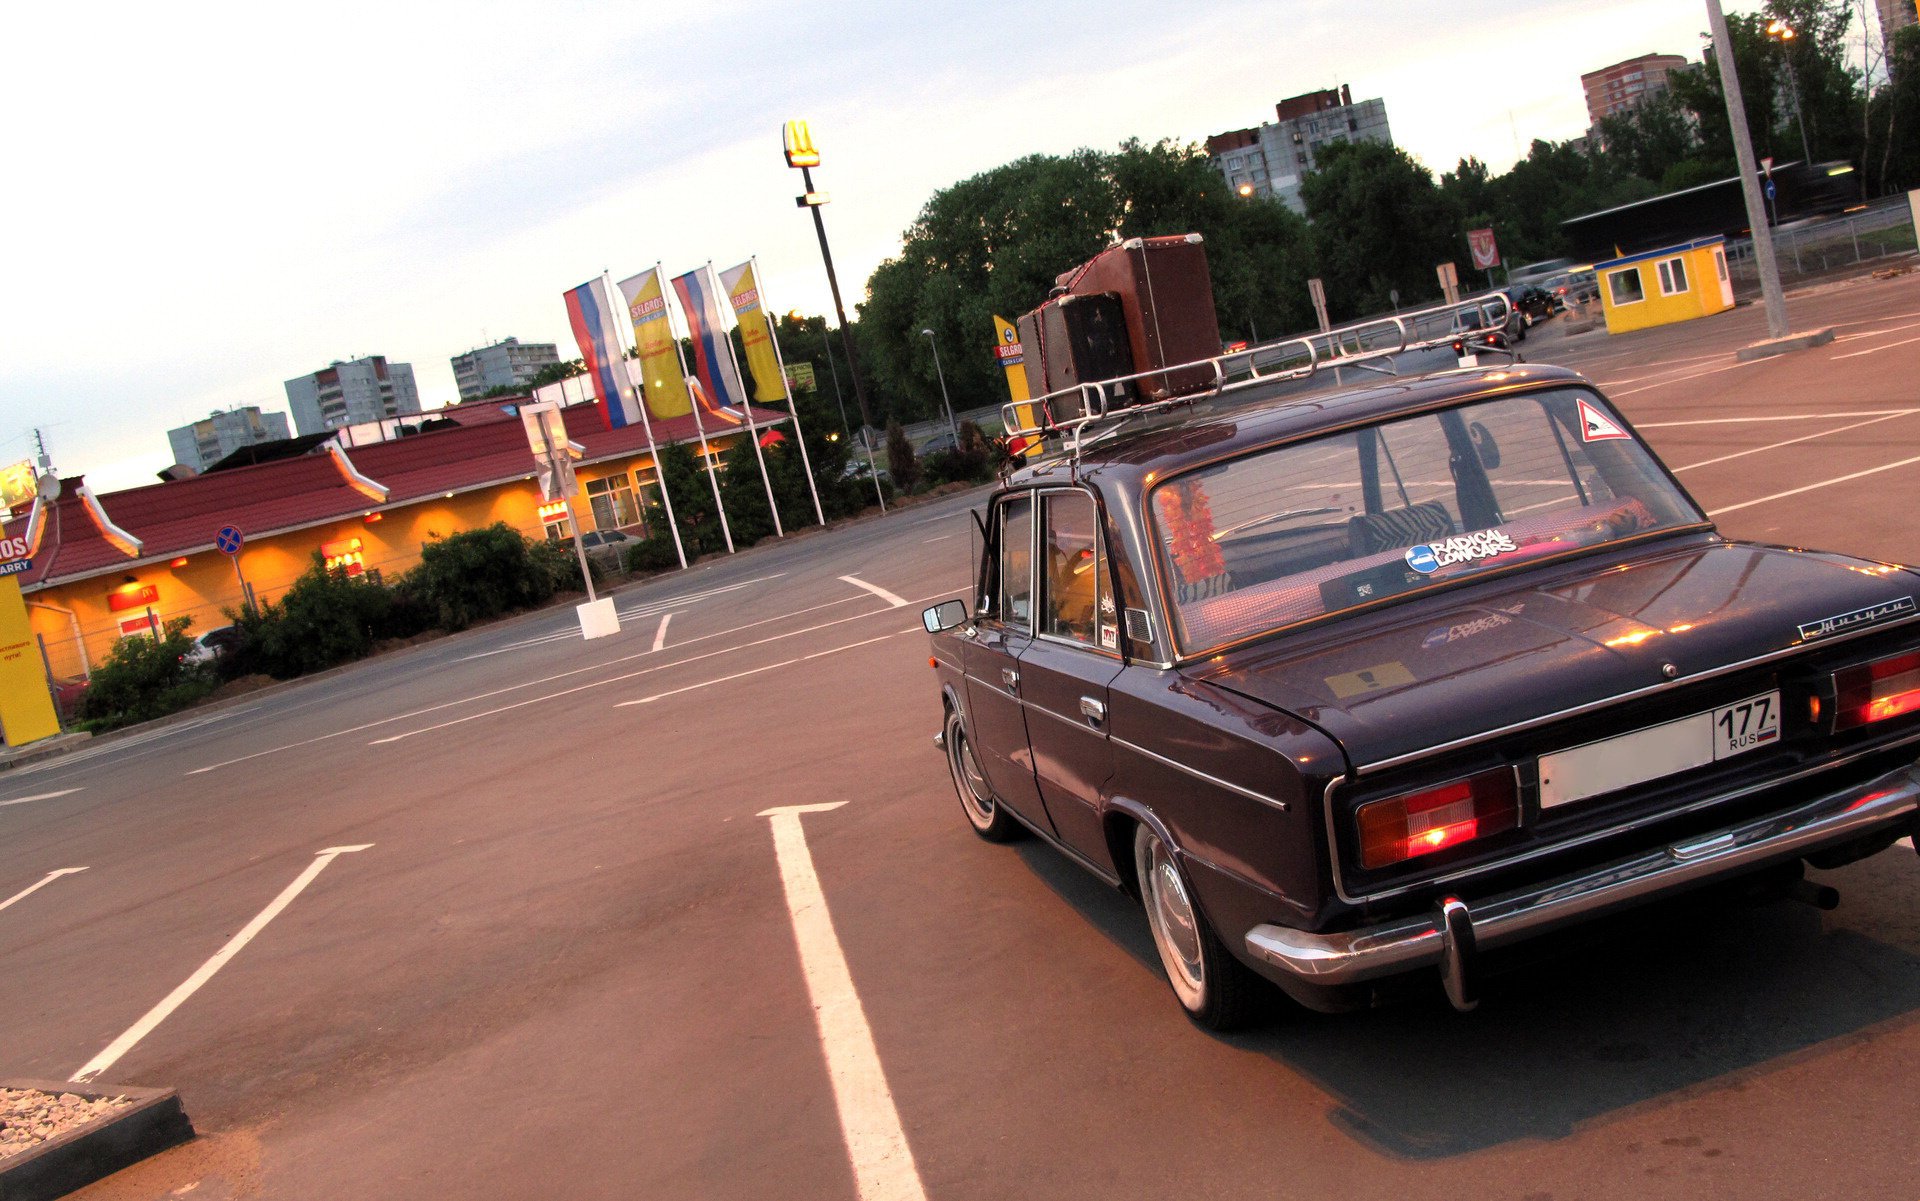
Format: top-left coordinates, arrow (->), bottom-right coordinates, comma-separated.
920,328 -> 959,443
786,120 -> 885,511
1708,0 -> 1791,340
1767,20 -> 1815,166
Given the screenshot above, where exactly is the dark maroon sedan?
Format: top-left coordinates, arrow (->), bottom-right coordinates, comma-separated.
924,362 -> 1920,1028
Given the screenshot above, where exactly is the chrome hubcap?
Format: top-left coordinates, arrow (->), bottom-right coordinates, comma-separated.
1138,830 -> 1206,1006
950,722 -> 995,826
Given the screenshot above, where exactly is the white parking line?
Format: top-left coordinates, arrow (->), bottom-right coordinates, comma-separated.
1639,409 -> 1919,428
369,611 -> 929,745
0,867 -> 88,914
651,611 -> 675,652
760,803 -> 927,1201
1709,453 -> 1920,516
0,788 -> 82,808
72,844 -> 373,1084
1671,412 -> 1920,473
921,534 -> 956,543
840,576 -> 909,607
1834,334 -> 1920,360
189,591 -> 901,775
457,574 -> 785,661
616,630 -> 913,708
1609,357 -> 1766,397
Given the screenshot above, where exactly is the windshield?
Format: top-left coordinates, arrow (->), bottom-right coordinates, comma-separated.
1149,387 -> 1705,655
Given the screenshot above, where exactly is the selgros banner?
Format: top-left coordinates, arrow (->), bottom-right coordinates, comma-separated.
563,277 -> 642,431
671,266 -> 750,417
618,268 -> 692,420
718,261 -> 786,403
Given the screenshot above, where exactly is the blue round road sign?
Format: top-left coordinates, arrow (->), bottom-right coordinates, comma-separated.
216,525 -> 244,556
1405,544 -> 1440,574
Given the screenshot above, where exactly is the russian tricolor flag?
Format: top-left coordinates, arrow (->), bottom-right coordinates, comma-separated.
670,266 -> 750,424
563,276 -> 643,431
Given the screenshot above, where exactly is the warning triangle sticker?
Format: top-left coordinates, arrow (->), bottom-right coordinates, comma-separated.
1577,399 -> 1629,441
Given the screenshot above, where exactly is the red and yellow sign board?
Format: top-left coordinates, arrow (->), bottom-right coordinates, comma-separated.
0,573 -> 59,745
107,583 -> 159,612
619,269 -> 693,420
993,315 -> 1040,458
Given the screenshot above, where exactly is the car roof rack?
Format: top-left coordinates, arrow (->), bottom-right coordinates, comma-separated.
1003,292 -> 1518,462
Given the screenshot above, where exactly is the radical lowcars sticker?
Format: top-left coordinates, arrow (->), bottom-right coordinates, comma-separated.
1797,595 -> 1917,642
1405,529 -> 1518,574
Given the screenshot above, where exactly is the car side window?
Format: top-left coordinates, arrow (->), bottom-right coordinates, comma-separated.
1041,491 -> 1108,647
998,495 -> 1034,631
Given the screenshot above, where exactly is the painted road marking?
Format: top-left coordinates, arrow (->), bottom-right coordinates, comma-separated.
1710,453 -> 1920,516
651,611 -> 675,652
616,631 -> 914,708
191,591 -> 914,775
840,576 -> 909,608
372,616 -> 924,744
921,534 -> 956,543
1639,408 -> 1919,428
1609,357 -> 1766,398
71,845 -> 373,1084
1834,334 -> 1920,360
760,803 -> 927,1201
458,574 -> 786,661
1671,412 -> 1920,473
0,867 -> 88,914
0,788 -> 82,808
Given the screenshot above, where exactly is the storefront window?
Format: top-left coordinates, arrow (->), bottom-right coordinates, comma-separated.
587,473 -> 642,531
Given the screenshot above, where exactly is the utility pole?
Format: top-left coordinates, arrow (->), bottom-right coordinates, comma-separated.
1707,0 -> 1791,341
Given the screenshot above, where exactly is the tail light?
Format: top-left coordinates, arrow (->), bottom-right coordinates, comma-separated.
1833,650 -> 1920,729
1356,769 -> 1519,869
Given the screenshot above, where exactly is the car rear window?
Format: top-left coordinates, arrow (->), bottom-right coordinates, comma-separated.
1149,387 -> 1705,654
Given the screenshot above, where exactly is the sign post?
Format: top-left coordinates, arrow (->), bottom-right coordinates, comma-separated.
216,523 -> 254,613
1306,278 -> 1331,334
522,402 -> 618,640
1436,262 -> 1461,305
0,533 -> 59,747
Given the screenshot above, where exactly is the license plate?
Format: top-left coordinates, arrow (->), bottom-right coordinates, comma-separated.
1539,691 -> 1781,810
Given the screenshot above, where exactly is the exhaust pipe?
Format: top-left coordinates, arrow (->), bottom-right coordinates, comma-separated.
1785,877 -> 1840,911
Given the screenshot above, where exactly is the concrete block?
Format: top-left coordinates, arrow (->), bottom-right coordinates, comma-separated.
1735,326 -> 1837,362
577,596 -> 620,640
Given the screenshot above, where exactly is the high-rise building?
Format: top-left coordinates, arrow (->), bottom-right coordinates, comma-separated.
1582,53 -> 1690,130
284,356 -> 421,436
166,406 -> 293,472
449,337 -> 562,401
1206,86 -> 1393,215
1877,0 -> 1919,61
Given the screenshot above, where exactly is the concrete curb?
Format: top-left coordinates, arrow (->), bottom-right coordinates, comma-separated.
0,1080 -> 192,1201
0,734 -> 91,774
1735,326 -> 1838,362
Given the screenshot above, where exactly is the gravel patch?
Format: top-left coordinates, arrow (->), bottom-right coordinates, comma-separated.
0,1087 -> 132,1160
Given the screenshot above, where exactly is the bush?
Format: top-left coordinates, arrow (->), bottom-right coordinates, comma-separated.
413,523 -> 560,630
527,536 -> 590,595
227,557 -> 397,678
79,617 -> 216,729
885,420 -> 922,494
628,530 -> 683,573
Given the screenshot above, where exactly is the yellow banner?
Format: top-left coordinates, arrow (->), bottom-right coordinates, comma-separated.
993,315 -> 1040,457
618,269 -> 692,419
720,261 -> 787,403
0,576 -> 59,746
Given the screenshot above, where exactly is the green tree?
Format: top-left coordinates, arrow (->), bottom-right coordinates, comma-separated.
1301,141 -> 1462,318
1597,90 -> 1702,185
526,359 -> 586,389
885,420 -> 921,494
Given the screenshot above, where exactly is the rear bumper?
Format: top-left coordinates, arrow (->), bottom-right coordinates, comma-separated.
1245,762 -> 1920,996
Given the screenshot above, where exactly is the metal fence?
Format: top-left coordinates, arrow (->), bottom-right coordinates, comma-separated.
1726,197 -> 1918,286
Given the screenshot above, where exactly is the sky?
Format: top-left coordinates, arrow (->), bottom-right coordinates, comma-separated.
2,0 -> 1779,494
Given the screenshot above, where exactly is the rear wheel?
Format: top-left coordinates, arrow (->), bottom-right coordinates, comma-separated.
1134,823 -> 1265,1030
946,706 -> 1022,842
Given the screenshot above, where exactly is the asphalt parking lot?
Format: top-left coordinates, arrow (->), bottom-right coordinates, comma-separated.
6,273 -> 1920,1199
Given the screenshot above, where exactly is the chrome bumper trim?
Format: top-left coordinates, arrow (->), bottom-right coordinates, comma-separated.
1247,763 -> 1920,986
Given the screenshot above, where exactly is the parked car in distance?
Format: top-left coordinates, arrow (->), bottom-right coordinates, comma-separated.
1543,270 -> 1599,309
182,624 -> 241,665
924,338 -> 1920,1030
918,430 -> 959,456
578,529 -> 632,567
1501,284 -> 1556,324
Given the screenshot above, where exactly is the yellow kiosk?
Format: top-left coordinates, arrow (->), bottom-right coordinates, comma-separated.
1595,236 -> 1736,335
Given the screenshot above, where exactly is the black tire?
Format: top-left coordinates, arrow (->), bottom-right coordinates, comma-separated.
1133,823 -> 1266,1031
945,706 -> 1022,842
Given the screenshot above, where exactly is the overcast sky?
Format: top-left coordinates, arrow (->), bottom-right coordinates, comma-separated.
3,0 -> 1781,493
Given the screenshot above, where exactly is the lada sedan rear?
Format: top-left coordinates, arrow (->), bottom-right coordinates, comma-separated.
924,364 -> 1920,1028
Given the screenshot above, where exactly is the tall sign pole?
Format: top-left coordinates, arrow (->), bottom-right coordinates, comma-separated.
1707,0 -> 1791,340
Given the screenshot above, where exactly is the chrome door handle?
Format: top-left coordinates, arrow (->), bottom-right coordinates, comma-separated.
1079,696 -> 1106,725
1001,667 -> 1020,692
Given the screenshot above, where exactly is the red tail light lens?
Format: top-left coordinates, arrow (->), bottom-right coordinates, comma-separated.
1356,770 -> 1519,870
1834,650 -> 1920,729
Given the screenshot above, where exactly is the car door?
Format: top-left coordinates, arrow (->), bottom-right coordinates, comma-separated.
960,492 -> 1053,833
1017,488 -> 1125,867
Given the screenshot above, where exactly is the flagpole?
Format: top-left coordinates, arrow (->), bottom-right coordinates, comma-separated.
707,261 -> 784,538
610,275 -> 687,570
750,255 -> 825,527
664,264 -> 734,554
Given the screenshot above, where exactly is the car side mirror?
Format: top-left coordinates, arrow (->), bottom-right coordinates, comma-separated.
923,599 -> 968,633
1469,421 -> 1501,470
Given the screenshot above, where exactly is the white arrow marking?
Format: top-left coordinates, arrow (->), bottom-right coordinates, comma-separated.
0,867 -> 88,914
0,788 -> 83,808
839,575 -> 908,608
760,802 -> 926,1201
72,844 -> 373,1084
